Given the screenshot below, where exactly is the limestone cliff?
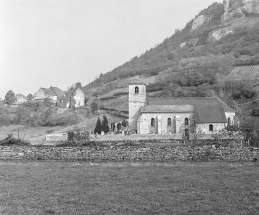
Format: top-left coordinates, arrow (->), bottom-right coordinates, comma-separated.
208,28 -> 234,41
223,0 -> 259,22
191,15 -> 212,31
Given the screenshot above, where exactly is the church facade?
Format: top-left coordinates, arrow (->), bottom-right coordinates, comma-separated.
128,83 -> 238,136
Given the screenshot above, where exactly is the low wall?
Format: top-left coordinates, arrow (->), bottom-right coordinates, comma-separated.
90,134 -> 243,141
0,145 -> 258,161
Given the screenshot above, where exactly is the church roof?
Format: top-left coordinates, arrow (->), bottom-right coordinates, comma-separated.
141,105 -> 194,113
146,97 -> 231,123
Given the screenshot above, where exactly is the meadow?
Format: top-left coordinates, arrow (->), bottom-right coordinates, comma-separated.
0,161 -> 258,214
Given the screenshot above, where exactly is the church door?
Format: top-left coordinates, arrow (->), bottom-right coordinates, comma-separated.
185,129 -> 189,139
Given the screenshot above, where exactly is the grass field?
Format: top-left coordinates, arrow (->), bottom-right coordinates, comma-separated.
0,161 -> 258,214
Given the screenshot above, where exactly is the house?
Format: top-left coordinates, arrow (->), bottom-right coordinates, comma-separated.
34,87 -> 65,103
66,88 -> 85,108
14,94 -> 28,105
128,82 -> 239,136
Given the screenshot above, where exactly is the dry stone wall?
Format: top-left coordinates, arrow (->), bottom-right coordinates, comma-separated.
0,145 -> 258,161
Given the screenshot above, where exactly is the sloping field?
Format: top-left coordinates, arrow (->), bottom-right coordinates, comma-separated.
0,161 -> 258,214
29,113 -> 125,144
0,125 -> 63,141
99,95 -> 128,112
99,87 -> 128,99
226,65 -> 259,81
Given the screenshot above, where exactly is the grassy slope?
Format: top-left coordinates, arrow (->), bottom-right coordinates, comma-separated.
0,161 -> 258,214
28,113 -> 125,144
0,125 -> 64,141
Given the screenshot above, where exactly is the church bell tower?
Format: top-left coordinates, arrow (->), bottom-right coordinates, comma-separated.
128,82 -> 146,133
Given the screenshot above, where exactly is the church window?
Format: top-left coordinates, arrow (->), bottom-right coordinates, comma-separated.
228,117 -> 231,125
167,118 -> 171,126
135,86 -> 139,94
151,118 -> 155,126
209,124 -> 214,131
184,118 -> 189,125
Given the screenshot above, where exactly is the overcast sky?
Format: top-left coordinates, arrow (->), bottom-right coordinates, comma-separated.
0,0 -> 221,98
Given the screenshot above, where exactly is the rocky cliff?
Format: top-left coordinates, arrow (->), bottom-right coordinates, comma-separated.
223,0 -> 259,22
191,15 -> 212,31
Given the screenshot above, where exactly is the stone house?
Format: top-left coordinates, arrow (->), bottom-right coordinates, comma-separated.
14,94 -> 28,105
66,88 -> 85,108
33,87 -> 65,104
129,82 -> 239,136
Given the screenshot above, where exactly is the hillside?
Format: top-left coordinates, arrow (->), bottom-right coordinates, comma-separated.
82,0 -> 259,127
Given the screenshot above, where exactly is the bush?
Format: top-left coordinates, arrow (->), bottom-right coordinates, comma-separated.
251,109 -> 259,116
0,133 -> 30,146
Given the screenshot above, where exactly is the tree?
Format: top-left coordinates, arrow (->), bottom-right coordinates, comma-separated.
75,82 -> 82,89
43,97 -> 54,108
101,115 -> 110,133
15,107 -> 31,125
90,101 -> 98,113
27,94 -> 33,100
122,119 -> 128,127
5,90 -> 16,105
94,117 -> 102,134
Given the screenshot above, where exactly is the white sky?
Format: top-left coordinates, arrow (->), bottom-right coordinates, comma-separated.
0,0 -> 221,98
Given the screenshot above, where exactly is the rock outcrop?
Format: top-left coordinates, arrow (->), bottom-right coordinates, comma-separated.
180,38 -> 199,48
191,15 -> 212,31
223,0 -> 259,22
208,28 -> 234,41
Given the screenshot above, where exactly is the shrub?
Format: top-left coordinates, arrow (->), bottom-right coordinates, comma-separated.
90,101 -> 98,113
0,133 -> 30,146
94,117 -> 102,134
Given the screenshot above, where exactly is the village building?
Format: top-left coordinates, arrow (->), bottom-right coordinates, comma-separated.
128,82 -> 239,136
14,94 -> 28,105
33,87 -> 65,104
66,88 -> 85,108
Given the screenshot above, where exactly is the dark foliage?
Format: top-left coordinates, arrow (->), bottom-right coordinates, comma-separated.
94,117 -> 102,134
251,109 -> 259,116
0,133 -> 30,146
101,115 -> 110,133
90,101 -> 98,113
5,90 -> 16,105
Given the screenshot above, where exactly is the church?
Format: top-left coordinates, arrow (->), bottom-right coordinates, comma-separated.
128,82 -> 238,136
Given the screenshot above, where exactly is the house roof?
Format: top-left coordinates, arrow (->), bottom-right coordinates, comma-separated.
15,94 -> 27,100
146,97 -> 231,123
226,66 -> 259,80
41,88 -> 56,97
50,87 -> 65,98
64,87 -> 84,100
141,105 -> 194,113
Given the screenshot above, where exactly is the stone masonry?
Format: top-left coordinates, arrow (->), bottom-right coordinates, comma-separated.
0,145 -> 258,162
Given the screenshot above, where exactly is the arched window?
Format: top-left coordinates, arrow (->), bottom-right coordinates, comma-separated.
228,117 -> 231,125
151,118 -> 155,126
184,118 -> 189,126
135,86 -> 139,94
167,118 -> 171,126
209,124 -> 213,131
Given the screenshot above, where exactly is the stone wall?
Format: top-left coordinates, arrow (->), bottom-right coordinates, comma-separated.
139,113 -> 193,135
0,145 -> 258,161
